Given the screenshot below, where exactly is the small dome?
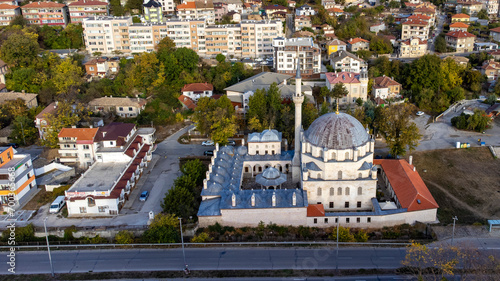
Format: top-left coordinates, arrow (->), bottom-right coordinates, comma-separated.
219,152 -> 232,161
236,146 -> 248,156
215,159 -> 230,169
261,167 -> 281,179
207,181 -> 222,191
220,146 -> 234,154
212,174 -> 225,184
261,129 -> 280,142
305,112 -> 369,150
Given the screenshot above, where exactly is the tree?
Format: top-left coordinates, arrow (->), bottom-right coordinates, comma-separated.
142,213 -> 180,243
9,15 -> 28,28
402,242 -> 461,281
440,58 -> 463,92
161,185 -> 196,220
181,159 -> 207,185
369,36 -> 393,54
247,83 -> 284,131
0,32 -> 40,68
42,102 -> 86,148
215,53 -> 226,64
51,59 -> 84,95
10,115 -> 38,146
155,36 -> 176,60
329,82 -> 349,109
434,35 -> 447,53
477,9 -> 488,20
192,95 -> 236,144
328,226 -> 355,242
375,103 -> 421,157
388,1 -> 400,8
451,109 -> 490,132
114,230 -> 135,244
125,0 -> 143,12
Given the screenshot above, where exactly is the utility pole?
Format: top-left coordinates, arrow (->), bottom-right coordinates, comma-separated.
43,217 -> 55,277
19,120 -> 26,145
451,216 -> 458,245
336,216 -> 340,272
178,217 -> 188,273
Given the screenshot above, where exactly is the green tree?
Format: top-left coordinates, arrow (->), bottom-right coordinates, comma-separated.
375,103 -> 421,157
477,9 -> 488,20
388,1 -> 400,8
192,95 -> 236,144
109,0 -> 124,16
142,213 -> 180,243
155,36 -> 176,61
440,58 -> 463,92
302,100 -> 318,130
404,54 -> 443,92
451,109 -> 490,132
51,59 -> 84,95
370,36 -> 393,54
114,230 -> 135,244
9,15 -> 28,28
6,67 -> 43,93
42,102 -> 86,148
247,83 -> 283,130
161,185 -> 196,220
215,53 -> 226,64
10,115 -> 38,146
329,82 -> 349,109
0,32 -> 40,68
328,226 -> 355,242
181,159 -> 207,185
434,35 -> 447,53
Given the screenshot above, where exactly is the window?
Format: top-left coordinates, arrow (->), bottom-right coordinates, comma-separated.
338,171 -> 342,179
358,187 -> 362,195
317,188 -> 322,196
330,187 -> 334,196
98,206 -> 106,213
329,202 -> 334,208
367,217 -> 371,223
317,202 -> 322,205
346,218 -> 350,223
79,207 -> 87,213
345,187 -> 350,195
119,107 -> 123,111
87,197 -> 95,207
89,67 -> 94,71
128,107 -> 133,111
357,201 -> 362,208
83,145 -> 90,150
357,217 -> 360,223
337,187 -> 342,195
7,152 -> 11,159
313,218 -> 317,224
324,218 -> 328,223
84,153 -> 91,158
345,202 -> 349,208
358,173 -> 362,178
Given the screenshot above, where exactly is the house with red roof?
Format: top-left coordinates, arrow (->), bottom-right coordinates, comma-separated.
480,59 -> 500,81
57,128 -> 100,168
35,101 -> 59,140
372,75 -> 401,100
445,30 -> 476,53
401,18 -> 429,40
68,0 -> 108,23
181,82 -> 214,101
399,37 -> 427,58
326,7 -> 343,17
178,94 -> 196,110
490,26 -> 500,42
0,3 -> 20,26
325,70 -> 368,105
413,7 -> 435,26
451,13 -> 470,23
347,37 -> 369,52
21,1 -> 69,26
450,22 -> 469,32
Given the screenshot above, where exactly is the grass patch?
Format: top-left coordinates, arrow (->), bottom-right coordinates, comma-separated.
22,185 -> 71,210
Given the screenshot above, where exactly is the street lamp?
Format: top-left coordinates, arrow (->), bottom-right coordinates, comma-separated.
178,217 -> 188,273
43,217 -> 55,277
336,215 -> 340,272
451,216 -> 458,245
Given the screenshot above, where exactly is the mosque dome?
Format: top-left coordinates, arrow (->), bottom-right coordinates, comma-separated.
305,112 -> 369,150
261,167 -> 281,179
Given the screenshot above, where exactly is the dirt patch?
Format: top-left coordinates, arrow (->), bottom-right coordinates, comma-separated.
412,148 -> 500,224
22,185 -> 71,211
153,121 -> 191,143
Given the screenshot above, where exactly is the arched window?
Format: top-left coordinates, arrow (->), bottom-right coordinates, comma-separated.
338,171 -> 342,179
317,188 -> 322,196
87,197 -> 95,207
331,152 -> 336,160
317,173 -> 321,179
337,187 -> 342,195
345,187 -> 350,196
358,187 -> 362,195
245,167 -> 249,173
358,173 -> 362,178
345,152 -> 349,160
330,187 -> 335,196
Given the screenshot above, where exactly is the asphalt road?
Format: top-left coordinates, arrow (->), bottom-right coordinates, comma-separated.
10,247 -> 409,274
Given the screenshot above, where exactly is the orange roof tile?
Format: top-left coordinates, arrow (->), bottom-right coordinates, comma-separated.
450,22 -> 469,28
452,13 -> 470,19
307,204 -> 325,217
22,1 -> 66,8
178,94 -> 196,110
182,82 -> 213,92
0,3 -> 18,9
403,18 -> 428,26
68,0 -> 108,6
177,1 -> 196,9
348,37 -> 369,44
490,27 -> 500,33
374,159 -> 439,212
327,7 -> 343,13
373,76 -> 401,88
414,7 -> 435,13
408,14 -> 430,21
58,128 -> 99,141
446,30 -> 475,38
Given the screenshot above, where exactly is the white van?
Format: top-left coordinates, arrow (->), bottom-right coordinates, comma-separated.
49,196 -> 66,213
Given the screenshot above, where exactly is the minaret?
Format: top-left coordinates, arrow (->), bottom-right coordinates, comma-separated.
292,58 -> 304,183
359,67 -> 368,102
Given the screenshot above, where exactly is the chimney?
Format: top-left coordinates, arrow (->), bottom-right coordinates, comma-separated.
22,90 -> 25,94
272,192 -> 276,207
413,167 -> 416,172
231,193 -> 236,207
251,193 -> 255,207
292,192 -> 296,206
409,155 -> 413,165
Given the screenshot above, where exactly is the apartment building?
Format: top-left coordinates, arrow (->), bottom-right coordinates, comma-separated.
329,50 -> 366,73
0,146 -> 36,211
445,30 -> 476,53
176,0 -> 215,24
240,20 -> 282,58
272,37 -> 321,78
157,0 -> 175,14
58,128 -> 99,168
401,18 -> 429,40
480,59 -> 500,81
413,7 -> 435,26
0,3 -> 20,26
144,0 -> 163,23
21,1 -> 69,26
294,15 -> 311,32
67,0 -> 108,23
399,37 -> 427,58
325,70 -> 369,105
455,1 -> 483,15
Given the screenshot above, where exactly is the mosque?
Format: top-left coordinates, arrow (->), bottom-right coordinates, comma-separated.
197,67 -> 439,228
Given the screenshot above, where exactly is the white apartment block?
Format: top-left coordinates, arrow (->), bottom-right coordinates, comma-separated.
83,17 -> 283,58
272,37 -> 321,77
157,0 -> 175,14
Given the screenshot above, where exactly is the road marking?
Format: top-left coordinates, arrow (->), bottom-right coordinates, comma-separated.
379,257 -> 395,259
338,257 -> 352,259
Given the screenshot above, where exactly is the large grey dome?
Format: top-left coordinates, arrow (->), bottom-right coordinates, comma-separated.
305,112 -> 369,150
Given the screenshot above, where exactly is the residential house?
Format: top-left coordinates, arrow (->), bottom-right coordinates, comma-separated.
325,70 -> 369,105
227,11 -> 241,22
176,0 -> 215,24
88,96 -> 148,117
0,91 -> 38,108
322,24 -> 335,36
67,0 -> 108,23
321,0 -> 336,9
383,35 -> 397,47
449,22 -> 469,31
84,58 -> 109,77
443,55 -> 469,66
272,37 -> 321,78
214,2 -> 228,21
445,30 -> 476,53
326,39 -> 347,56
65,123 -> 154,216
143,0 -> 163,23
263,4 -> 287,19
407,14 -> 432,28
287,0 -> 296,7
57,128 -> 99,168
0,59 -> 8,85
329,50 -> 367,73
451,13 -> 470,23
178,95 -> 196,110
370,23 -> 386,33
181,82 -> 214,101
295,4 -> 315,16
481,59 -> 500,81
156,0 -> 175,14
413,7 -> 435,26
474,42 -> 498,51
294,15 -> 311,32
399,37 -> 427,58
401,18 -> 429,40
455,1 -> 483,15
347,38 -> 369,52
490,26 -> 500,42
372,75 -> 401,100
21,1 -> 69,26
327,7 -> 343,17
483,0 -> 498,15
0,146 -> 37,211
35,101 -> 58,140
0,3 -> 20,26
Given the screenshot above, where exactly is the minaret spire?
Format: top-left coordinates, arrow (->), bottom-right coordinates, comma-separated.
292,56 -> 304,183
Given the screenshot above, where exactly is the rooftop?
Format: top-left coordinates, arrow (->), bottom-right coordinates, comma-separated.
88,96 -> 147,107
181,82 -> 214,92
325,71 -> 361,84
68,0 -> 108,6
450,22 -> 469,28
446,30 -> 476,38
224,72 -> 292,93
58,128 -> 99,141
22,1 -> 66,8
68,162 -> 128,192
348,37 -> 369,44
373,76 -> 401,88
452,13 -> 470,19
0,91 -> 38,105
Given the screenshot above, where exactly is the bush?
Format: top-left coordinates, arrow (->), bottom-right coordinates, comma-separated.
451,109 -> 489,132
191,232 -> 212,243
142,213 -> 180,243
64,225 -> 77,240
354,229 -> 369,242
2,224 -> 36,242
329,226 -> 355,242
115,230 -> 135,244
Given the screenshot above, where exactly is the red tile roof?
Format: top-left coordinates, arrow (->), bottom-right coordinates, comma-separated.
374,159 -> 439,212
403,18 -> 428,26
181,82 -> 213,92
348,37 -> 369,44
0,3 -> 18,8
327,39 -> 347,45
177,1 -> 196,9
263,4 -> 287,10
452,13 -> 470,19
326,72 -> 360,84
450,22 -> 469,28
307,204 -> 325,217
178,94 -> 196,110
446,30 -> 476,38
490,27 -> 500,33
327,7 -> 343,13
408,14 -> 430,21
22,1 -> 66,8
414,7 -> 435,13
36,102 -> 58,119
68,0 -> 107,6
401,38 -> 427,45
373,76 -> 401,88
58,128 -> 99,141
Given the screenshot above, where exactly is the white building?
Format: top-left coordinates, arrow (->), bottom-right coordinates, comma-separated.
272,37 -> 321,78
58,128 -> 100,168
181,83 -> 214,101
295,4 -> 315,16
329,50 -> 367,73
157,0 -> 175,14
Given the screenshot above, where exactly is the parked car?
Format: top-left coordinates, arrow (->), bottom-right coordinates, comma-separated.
139,191 -> 149,202
416,111 -> 425,116
202,140 -> 214,146
7,143 -> 18,149
255,57 -> 263,62
204,150 -> 214,156
227,140 -> 236,146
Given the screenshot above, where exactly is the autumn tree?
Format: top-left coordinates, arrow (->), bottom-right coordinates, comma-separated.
247,83 -> 283,131
375,103 -> 421,157
192,95 -> 236,144
142,213 -> 180,243
51,59 -> 84,95
0,32 -> 40,68
42,101 -> 87,148
328,226 -> 355,242
155,36 -> 176,61
369,36 -> 393,54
